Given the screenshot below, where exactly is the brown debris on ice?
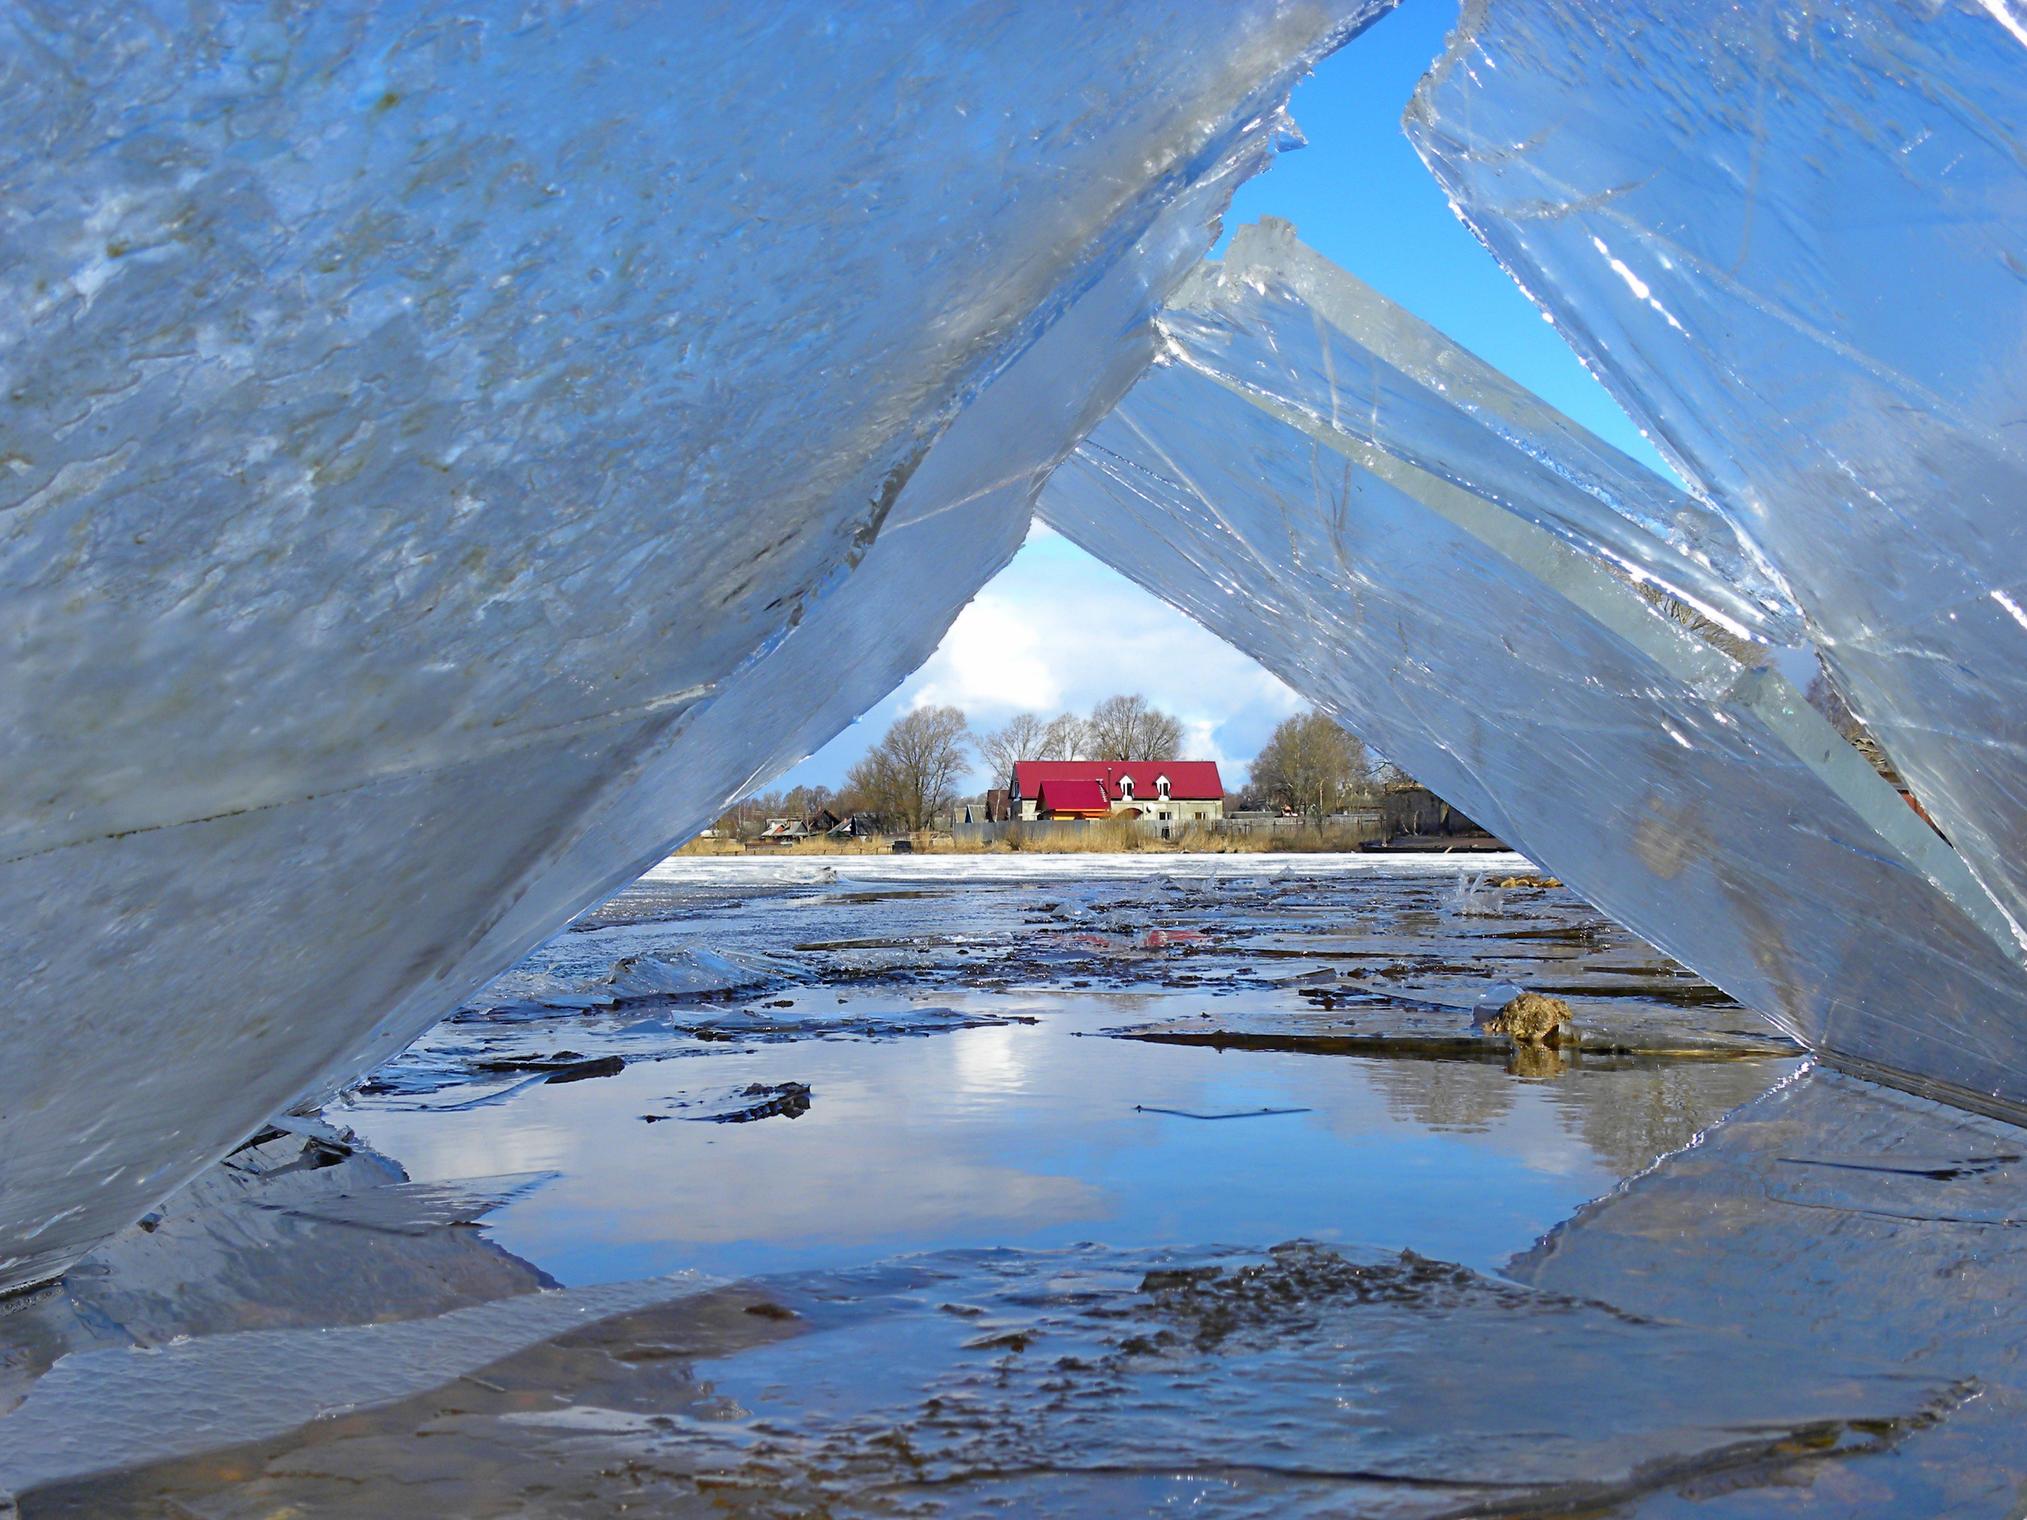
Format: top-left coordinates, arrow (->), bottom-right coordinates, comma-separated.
1483,992 -> 1575,1047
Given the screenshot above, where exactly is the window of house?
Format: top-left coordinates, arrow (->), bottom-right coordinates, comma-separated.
1120,776 -> 1134,799
1157,775 -> 1171,799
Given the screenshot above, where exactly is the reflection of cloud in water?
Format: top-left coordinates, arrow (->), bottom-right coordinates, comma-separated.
1487,1093 -> 1592,1179
375,1116 -> 574,1185
1365,1059 -> 1516,1134
1356,1055 -> 1790,1183
1542,1059 -> 1794,1180
951,1024 -> 1028,1100
1359,1053 -> 1794,1181
537,1134 -> 1109,1249
366,1046 -> 1112,1262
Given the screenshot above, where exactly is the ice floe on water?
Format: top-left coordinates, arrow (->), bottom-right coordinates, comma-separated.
8,859 -> 2027,1514
8,0 -> 2023,1290
0,0 -> 1385,1292
639,850 -> 1536,888
3,2 -> 2027,1506
14,1236 -> 1977,1518
472,946 -> 800,1016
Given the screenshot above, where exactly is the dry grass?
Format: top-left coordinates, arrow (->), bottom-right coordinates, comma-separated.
997,820 -> 1384,854
676,836 -> 750,856
676,834 -> 991,857
677,822 -> 1385,856
1234,827 -> 1382,853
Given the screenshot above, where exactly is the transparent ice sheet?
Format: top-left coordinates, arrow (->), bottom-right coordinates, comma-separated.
0,2 -> 1382,1292
1041,221 -> 2027,1110
1409,1 -> 2027,952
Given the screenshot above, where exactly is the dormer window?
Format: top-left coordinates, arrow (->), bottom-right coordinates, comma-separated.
1119,775 -> 1134,801
1157,775 -> 1171,800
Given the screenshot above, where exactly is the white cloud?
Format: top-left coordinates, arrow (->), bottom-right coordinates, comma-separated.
906,592 -> 1062,717
1178,715 -> 1230,768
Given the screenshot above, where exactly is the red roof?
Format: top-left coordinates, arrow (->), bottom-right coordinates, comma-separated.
1033,776 -> 1110,815
1014,759 -> 1224,804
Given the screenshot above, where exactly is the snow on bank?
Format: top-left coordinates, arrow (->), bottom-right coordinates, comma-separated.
641,850 -> 1536,888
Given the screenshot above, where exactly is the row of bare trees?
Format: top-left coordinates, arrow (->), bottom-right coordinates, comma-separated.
719,694 -> 1191,836
849,694 -> 1194,832
975,694 -> 1186,781
717,698 -> 1401,838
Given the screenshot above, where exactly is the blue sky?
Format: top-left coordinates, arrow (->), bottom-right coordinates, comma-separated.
777,0 -> 1665,797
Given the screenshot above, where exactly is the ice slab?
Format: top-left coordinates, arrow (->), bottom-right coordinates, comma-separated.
0,1131 -> 554,1422
1512,1066 -> 2027,1513
0,3 -> 1384,1293
1040,221 -> 2027,1111
1408,2 -> 2027,954
1114,1005 -> 1793,1064
474,945 -> 797,1014
0,1270 -> 723,1498
6,1239 -> 1969,1516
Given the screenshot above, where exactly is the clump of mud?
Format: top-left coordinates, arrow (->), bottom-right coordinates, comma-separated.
706,1081 -> 813,1124
1131,1241 -> 1529,1352
1483,991 -> 1574,1046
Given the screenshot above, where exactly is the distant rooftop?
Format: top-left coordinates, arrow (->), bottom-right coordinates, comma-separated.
1011,759 -> 1224,802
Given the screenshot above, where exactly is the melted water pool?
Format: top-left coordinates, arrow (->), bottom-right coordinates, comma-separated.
347,854 -> 1789,1283
18,856 -> 2025,1516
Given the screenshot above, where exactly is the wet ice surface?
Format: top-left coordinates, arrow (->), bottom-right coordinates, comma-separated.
343,853 -> 1791,1285
8,855 -> 2027,1515
1040,218 -> 2027,1110
0,0 -> 1383,1294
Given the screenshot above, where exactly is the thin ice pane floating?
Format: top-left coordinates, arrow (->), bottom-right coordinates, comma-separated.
1041,220 -> 2027,1112
0,1 -> 1382,1294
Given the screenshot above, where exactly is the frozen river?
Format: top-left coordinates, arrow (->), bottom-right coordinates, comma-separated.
5,854 -> 2026,1516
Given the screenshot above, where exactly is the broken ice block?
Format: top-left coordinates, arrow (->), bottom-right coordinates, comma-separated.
0,2 -> 1382,1294
1042,221 -> 2027,1111
1409,0 -> 2027,956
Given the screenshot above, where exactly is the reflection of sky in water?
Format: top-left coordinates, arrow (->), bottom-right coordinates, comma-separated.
352,985 -> 1787,1286
14,860 -> 1837,1514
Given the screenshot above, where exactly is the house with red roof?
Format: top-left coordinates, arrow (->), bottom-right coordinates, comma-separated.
1010,760 -> 1225,826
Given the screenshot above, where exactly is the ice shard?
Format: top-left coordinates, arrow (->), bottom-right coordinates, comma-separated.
0,2 -> 1383,1294
1408,1 -> 2027,953
7,0 -> 2020,1302
1040,219 -> 2027,1111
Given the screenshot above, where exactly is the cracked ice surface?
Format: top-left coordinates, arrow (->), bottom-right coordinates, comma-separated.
1040,220 -> 2027,1110
0,1 -> 1383,1294
1408,1 -> 2027,955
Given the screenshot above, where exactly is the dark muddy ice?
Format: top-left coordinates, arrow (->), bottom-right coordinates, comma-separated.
5,855 -> 2024,1516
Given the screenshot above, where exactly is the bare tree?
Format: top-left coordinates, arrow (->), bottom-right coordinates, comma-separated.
841,755 -> 891,830
1370,758 -> 1415,790
1249,710 -> 1371,823
976,712 -> 1050,786
845,705 -> 973,832
1085,693 -> 1185,761
1805,656 -> 1904,785
716,786 -> 796,837
1039,711 -> 1089,759
1138,707 -> 1184,760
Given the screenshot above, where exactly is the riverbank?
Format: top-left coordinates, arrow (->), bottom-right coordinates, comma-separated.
13,855 -> 2025,1515
678,822 -> 1479,856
